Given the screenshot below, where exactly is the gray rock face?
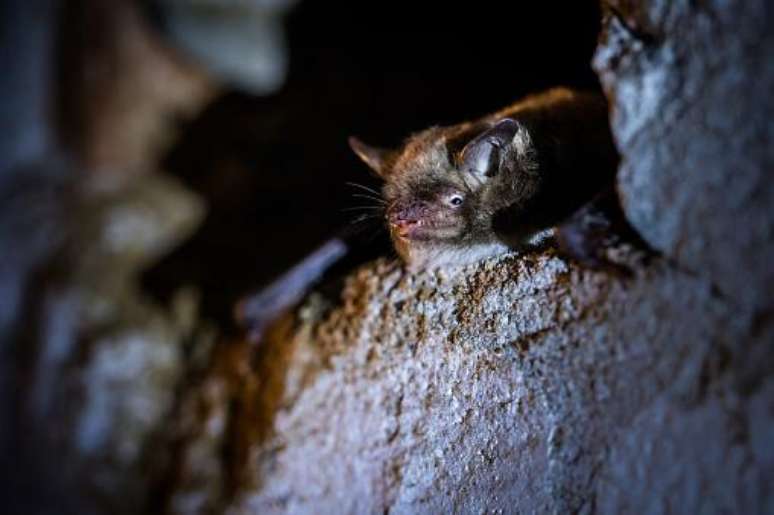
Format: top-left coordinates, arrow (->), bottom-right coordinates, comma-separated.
593,0 -> 774,310
15,174 -> 208,515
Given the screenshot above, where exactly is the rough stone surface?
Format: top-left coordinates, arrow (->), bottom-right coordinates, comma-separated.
169,246 -> 770,514
593,0 -> 774,310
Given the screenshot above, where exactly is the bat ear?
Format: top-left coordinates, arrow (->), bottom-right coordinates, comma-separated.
459,118 -> 530,178
349,136 -> 391,179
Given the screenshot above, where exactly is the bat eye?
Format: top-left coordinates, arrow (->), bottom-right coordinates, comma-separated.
447,194 -> 464,207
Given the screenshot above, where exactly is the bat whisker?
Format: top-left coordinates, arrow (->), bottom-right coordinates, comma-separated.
348,213 -> 383,226
341,206 -> 385,213
352,193 -> 387,205
346,181 -> 382,196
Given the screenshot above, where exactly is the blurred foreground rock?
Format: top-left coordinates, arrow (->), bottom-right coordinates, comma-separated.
4,0 -> 288,513
15,174 -> 208,514
154,0 -> 297,94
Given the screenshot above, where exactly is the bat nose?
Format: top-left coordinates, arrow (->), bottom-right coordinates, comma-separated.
387,209 -> 415,224
388,201 -> 427,220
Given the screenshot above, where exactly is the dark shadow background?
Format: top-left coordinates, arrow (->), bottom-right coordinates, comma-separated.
144,1 -> 603,327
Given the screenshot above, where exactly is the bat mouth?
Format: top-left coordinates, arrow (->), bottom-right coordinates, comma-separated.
389,219 -> 458,241
391,219 -> 420,238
